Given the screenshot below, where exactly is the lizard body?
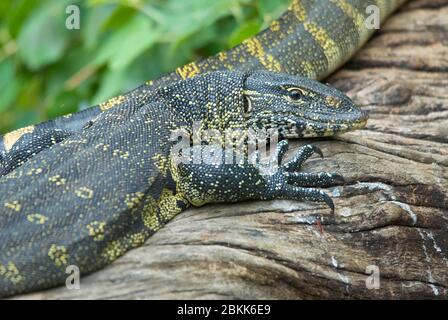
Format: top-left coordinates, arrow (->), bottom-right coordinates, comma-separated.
0,71 -> 366,297
0,0 -> 407,297
0,0 -> 407,175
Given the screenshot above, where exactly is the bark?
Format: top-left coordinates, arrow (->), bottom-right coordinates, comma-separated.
17,0 -> 448,299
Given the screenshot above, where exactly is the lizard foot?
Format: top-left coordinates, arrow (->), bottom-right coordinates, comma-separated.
266,140 -> 344,213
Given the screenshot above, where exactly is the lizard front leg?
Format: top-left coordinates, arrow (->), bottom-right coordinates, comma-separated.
174,141 -> 344,212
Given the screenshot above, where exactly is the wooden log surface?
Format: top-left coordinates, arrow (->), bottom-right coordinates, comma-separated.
17,0 -> 448,299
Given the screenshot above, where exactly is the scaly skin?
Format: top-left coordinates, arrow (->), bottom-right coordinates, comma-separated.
0,71 -> 367,297
0,0 -> 407,175
0,0 -> 407,297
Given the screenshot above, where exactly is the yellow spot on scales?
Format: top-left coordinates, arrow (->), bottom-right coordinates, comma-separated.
158,188 -> 185,222
289,0 -> 307,22
27,168 -> 43,175
303,22 -> 341,73
101,232 -> 148,262
95,143 -> 110,151
141,196 -> 159,230
125,192 -> 145,209
129,233 -> 147,247
75,187 -> 94,199
49,174 -> 66,186
243,38 -> 282,72
217,52 -> 228,61
113,149 -> 129,159
102,241 -> 124,262
87,221 -> 106,241
3,125 -> 35,152
0,261 -> 24,284
300,60 -> 317,79
151,153 -> 170,175
99,95 -> 126,111
4,201 -> 21,212
27,213 -> 49,225
270,20 -> 281,32
140,189 -> 186,231
176,62 -> 200,80
330,0 -> 369,51
48,244 -> 69,267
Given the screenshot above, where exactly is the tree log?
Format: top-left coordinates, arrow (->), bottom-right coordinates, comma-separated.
16,0 -> 448,299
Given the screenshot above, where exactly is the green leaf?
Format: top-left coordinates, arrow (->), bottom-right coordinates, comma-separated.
6,0 -> 41,37
0,1 -> 12,23
93,13 -> 160,70
257,0 -> 290,26
228,19 -> 260,47
16,77 -> 42,111
44,45 -> 96,100
158,0 -> 250,43
17,1 -> 71,70
100,5 -> 135,30
91,68 -> 127,104
0,59 -> 20,112
82,4 -> 115,50
46,90 -> 79,119
14,110 -> 40,131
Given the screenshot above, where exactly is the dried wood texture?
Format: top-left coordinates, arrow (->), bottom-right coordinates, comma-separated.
18,0 -> 448,299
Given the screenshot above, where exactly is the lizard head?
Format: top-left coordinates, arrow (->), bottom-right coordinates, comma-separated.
243,71 -> 368,138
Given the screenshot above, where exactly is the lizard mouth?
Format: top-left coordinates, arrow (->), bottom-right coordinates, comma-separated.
289,106 -> 369,137
255,110 -> 368,139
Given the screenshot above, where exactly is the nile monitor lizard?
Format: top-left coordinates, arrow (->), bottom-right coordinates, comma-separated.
0,0 -> 407,175
0,0 -> 407,297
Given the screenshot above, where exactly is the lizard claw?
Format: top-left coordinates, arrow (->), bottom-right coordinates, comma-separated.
274,185 -> 335,214
285,172 -> 345,187
267,142 -> 340,214
283,144 -> 323,171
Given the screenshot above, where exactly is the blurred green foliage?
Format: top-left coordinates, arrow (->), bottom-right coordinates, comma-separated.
0,0 -> 290,134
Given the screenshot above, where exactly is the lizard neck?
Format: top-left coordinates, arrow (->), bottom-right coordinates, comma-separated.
157,72 -> 248,133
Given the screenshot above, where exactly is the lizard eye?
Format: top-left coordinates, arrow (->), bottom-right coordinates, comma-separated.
287,87 -> 305,101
